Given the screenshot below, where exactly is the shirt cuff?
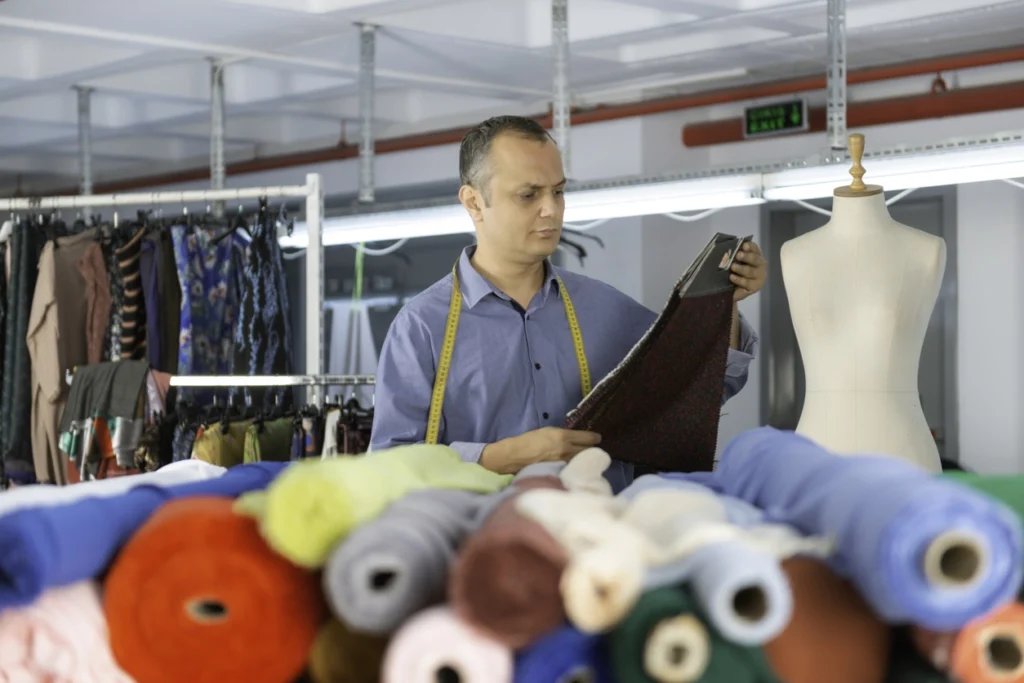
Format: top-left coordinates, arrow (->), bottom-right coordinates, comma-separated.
449,441 -> 487,464
726,312 -> 759,378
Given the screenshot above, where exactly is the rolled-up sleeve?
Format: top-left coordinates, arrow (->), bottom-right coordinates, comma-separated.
368,310 -> 487,463
722,311 -> 759,405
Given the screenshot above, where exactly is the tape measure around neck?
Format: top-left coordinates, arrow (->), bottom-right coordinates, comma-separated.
424,262 -> 591,445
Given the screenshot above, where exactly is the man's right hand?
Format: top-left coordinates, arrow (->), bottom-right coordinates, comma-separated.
479,427 -> 602,475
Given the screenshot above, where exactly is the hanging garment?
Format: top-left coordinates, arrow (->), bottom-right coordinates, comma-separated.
565,233 -> 744,473
116,227 -> 147,361
103,232 -> 125,361
326,300 -> 378,409
140,235 -> 161,369
232,214 -> 293,411
172,224 -> 240,402
191,419 -> 253,468
77,242 -> 112,366
0,240 -> 6,480
2,222 -> 47,484
151,230 -> 181,374
27,229 -> 98,485
242,417 -> 293,463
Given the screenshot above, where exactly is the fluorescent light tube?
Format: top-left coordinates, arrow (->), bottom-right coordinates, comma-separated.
764,142 -> 1024,201
280,174 -> 765,247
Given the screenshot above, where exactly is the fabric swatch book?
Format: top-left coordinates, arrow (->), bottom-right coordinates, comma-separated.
565,232 -> 748,472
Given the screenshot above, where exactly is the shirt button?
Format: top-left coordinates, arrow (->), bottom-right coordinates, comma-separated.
534,363 -> 541,370
543,412 -> 550,419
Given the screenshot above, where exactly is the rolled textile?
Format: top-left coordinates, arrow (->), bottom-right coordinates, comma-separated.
610,585 -> 778,683
913,601 -> 1024,683
236,444 -> 512,568
645,539 -> 792,647
309,618 -> 389,683
104,496 -> 325,683
324,488 -> 482,634
763,557 -> 890,683
449,477 -> 569,648
0,459 -> 226,518
514,624 -> 613,683
712,427 -> 1023,630
0,461 -> 288,611
381,605 -> 512,683
0,581 -> 132,683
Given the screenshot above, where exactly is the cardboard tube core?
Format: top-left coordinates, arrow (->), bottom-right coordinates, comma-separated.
923,531 -> 986,588
986,633 -> 1024,676
185,598 -> 229,623
644,614 -> 710,683
733,585 -> 768,623
435,664 -> 461,683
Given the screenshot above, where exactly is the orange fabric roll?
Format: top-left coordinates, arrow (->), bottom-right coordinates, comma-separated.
103,496 -> 326,683
764,557 -> 890,683
914,602 -> 1024,683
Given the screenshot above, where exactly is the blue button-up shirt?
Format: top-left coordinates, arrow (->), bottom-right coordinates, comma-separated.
370,246 -> 759,490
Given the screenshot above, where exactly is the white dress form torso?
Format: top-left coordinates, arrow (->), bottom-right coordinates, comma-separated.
780,191 -> 946,472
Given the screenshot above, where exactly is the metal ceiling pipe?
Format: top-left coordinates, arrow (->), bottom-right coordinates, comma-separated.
61,45 -> 1024,196
74,85 -> 94,195
826,0 -> 848,154
210,59 -> 226,217
681,80 -> 1024,147
358,23 -> 377,204
552,0 -> 571,176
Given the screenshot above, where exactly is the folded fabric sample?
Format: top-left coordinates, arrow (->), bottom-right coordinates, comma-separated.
449,477 -> 569,648
565,233 -> 742,472
0,581 -> 132,683
712,427 -> 1024,631
0,461 -> 288,611
764,557 -> 889,683
381,605 -> 512,683
309,617 -> 390,683
236,444 -> 512,568
610,585 -> 779,683
0,459 -> 226,518
514,624 -> 613,683
324,488 -> 483,635
913,601 -> 1024,683
104,496 -> 324,683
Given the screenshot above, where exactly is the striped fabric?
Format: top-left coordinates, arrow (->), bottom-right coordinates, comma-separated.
116,228 -> 148,361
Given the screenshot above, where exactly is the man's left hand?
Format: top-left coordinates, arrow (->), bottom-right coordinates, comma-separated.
730,241 -> 767,302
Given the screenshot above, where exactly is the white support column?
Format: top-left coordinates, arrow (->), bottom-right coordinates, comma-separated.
74,86 -> 94,195
210,59 -> 226,216
358,23 -> 376,204
826,0 -> 848,156
304,172 -> 325,403
551,0 -> 571,176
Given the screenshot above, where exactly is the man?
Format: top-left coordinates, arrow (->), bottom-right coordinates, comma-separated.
370,116 -> 766,490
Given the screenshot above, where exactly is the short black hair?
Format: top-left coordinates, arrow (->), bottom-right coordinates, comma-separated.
459,116 -> 554,201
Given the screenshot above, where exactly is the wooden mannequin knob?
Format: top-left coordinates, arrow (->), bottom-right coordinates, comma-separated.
848,133 -> 867,191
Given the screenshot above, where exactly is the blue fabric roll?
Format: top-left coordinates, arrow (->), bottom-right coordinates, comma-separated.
0,461 -> 289,611
708,427 -> 1023,630
514,625 -> 613,683
621,474 -> 765,528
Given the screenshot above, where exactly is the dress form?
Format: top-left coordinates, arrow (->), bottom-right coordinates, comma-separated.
780,133 -> 946,472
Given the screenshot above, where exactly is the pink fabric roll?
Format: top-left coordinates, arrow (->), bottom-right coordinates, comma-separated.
0,581 -> 133,683
382,605 -> 512,683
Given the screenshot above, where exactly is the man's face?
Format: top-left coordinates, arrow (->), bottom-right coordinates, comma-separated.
466,133 -> 566,263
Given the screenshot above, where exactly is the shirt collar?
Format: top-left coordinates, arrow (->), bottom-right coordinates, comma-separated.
456,245 -> 559,309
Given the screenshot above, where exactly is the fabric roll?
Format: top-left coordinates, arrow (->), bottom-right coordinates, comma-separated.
0,461 -> 288,610
764,557 -> 890,683
324,488 -> 482,634
650,539 -> 792,646
382,605 -> 513,683
104,496 -> 324,683
235,444 -> 511,569
449,477 -> 568,649
708,427 -> 1023,630
514,624 -> 613,683
309,618 -> 389,683
0,581 -> 132,683
913,601 -> 1024,683
78,241 -> 112,366
0,459 -> 225,518
610,585 -> 778,683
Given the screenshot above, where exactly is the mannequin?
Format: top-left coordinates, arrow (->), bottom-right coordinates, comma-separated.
780,133 -> 946,472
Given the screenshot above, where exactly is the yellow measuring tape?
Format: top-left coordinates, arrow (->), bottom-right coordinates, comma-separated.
425,262 -> 591,445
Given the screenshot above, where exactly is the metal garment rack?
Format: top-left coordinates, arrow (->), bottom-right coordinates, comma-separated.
0,173 -> 335,403
169,374 -> 375,388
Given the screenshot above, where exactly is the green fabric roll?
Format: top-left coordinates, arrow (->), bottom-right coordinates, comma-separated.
610,586 -> 778,683
886,640 -> 950,683
942,472 -> 1024,525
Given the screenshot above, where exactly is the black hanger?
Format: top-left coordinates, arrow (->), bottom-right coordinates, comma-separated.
562,226 -> 605,249
558,235 -> 588,266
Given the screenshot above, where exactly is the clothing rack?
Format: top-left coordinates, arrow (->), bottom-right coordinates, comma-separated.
0,174 -> 330,402
169,374 -> 375,387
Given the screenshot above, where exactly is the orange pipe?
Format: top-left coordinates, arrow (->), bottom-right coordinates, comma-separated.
62,45 -> 1024,195
681,81 -> 1024,147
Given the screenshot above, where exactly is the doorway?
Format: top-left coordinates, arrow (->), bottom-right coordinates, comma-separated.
758,187 -> 960,462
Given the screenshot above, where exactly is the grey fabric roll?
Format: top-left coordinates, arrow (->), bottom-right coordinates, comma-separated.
323,488 -> 484,635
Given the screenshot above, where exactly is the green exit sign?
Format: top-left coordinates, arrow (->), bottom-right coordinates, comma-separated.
744,99 -> 808,138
